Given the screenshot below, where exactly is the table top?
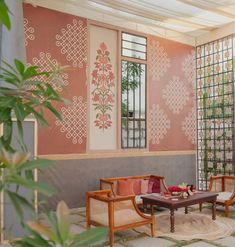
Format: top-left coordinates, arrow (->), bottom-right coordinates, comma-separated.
141,192 -> 218,209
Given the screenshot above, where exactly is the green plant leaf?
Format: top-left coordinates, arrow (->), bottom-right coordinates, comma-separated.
0,0 -> 11,30
56,201 -> 70,244
14,59 -> 25,76
72,227 -> 108,247
14,102 -> 26,122
7,174 -> 56,197
45,102 -> 62,121
18,158 -> 52,171
6,190 -> 35,218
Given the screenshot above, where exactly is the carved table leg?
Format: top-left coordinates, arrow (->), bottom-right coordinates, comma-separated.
151,205 -> 154,216
212,200 -> 216,220
185,206 -> 188,214
170,209 -> 175,233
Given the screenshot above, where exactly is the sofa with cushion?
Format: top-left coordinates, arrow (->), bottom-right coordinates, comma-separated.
100,174 -> 169,204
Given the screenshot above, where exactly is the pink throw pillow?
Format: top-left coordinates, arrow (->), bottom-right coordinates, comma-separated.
141,179 -> 149,194
133,179 -> 141,195
117,180 -> 135,196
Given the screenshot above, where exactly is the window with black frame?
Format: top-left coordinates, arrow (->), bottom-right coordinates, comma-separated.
121,32 -> 147,148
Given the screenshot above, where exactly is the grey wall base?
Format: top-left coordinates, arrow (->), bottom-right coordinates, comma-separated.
39,154 -> 196,210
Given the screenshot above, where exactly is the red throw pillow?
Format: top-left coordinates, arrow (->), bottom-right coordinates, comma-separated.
117,179 -> 135,196
149,176 -> 161,193
133,179 -> 141,195
140,179 -> 149,194
148,181 -> 154,193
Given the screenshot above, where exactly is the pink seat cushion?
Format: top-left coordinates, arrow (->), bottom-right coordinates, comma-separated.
117,180 -> 135,196
149,176 -> 161,193
133,179 -> 141,195
141,179 -> 149,194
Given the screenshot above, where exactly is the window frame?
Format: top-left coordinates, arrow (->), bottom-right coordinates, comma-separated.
120,31 -> 148,149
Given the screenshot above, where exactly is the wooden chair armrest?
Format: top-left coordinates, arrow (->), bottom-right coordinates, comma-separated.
87,189 -> 111,195
86,190 -> 111,201
229,191 -> 235,200
110,195 -> 136,202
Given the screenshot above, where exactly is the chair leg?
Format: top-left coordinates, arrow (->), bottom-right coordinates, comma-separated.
199,203 -> 202,212
109,230 -> 114,247
86,221 -> 91,230
225,204 -> 230,217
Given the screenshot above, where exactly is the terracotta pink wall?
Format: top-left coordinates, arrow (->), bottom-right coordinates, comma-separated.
23,4 -> 87,155
23,4 -> 196,155
148,36 -> 196,151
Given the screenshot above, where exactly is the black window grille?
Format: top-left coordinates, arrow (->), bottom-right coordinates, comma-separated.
122,32 -> 147,60
121,61 -> 146,148
196,35 -> 235,190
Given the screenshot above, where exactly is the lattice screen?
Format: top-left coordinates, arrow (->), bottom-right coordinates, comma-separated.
196,35 -> 235,190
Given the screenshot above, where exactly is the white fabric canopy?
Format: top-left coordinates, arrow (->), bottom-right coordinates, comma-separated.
25,0 -> 235,45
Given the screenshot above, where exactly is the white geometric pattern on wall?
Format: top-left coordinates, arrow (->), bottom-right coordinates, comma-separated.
149,40 -> 170,81
24,18 -> 35,46
182,107 -> 196,144
149,104 -> 170,144
182,50 -> 196,100
55,96 -> 87,144
31,52 -> 69,92
182,50 -> 196,84
55,19 -> 87,68
162,76 -> 189,114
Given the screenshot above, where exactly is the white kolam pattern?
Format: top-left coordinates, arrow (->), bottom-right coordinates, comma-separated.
31,52 -> 69,92
182,107 -> 196,144
162,76 -> 189,114
149,40 -> 170,81
24,18 -> 35,46
55,19 -> 87,68
55,96 -> 87,144
182,50 -> 196,86
149,104 -> 170,144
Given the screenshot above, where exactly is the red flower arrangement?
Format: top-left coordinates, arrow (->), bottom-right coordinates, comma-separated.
168,186 -> 182,193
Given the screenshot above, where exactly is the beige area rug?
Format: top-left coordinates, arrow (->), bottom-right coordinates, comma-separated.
135,212 -> 234,241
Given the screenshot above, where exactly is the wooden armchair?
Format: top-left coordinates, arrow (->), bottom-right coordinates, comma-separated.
200,175 -> 235,217
86,190 -> 155,247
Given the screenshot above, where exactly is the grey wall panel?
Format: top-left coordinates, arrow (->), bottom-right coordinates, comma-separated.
39,154 -> 196,210
4,121 -> 35,239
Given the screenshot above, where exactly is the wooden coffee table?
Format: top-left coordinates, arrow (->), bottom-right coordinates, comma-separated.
141,192 -> 218,233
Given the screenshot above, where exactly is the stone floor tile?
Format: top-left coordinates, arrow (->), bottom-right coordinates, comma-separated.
70,224 -> 86,234
184,241 -> 216,247
69,213 -> 86,223
116,229 -> 141,238
214,236 -> 235,247
127,236 -> 174,247
104,244 -> 124,247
